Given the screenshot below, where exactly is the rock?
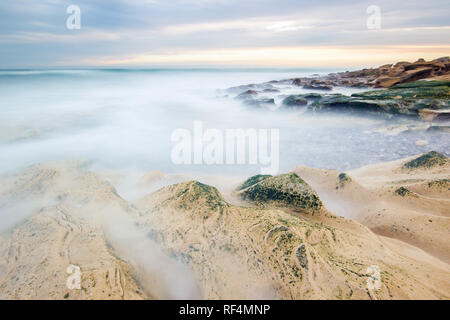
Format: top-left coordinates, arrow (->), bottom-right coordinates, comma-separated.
236,174 -> 272,191
148,181 -> 229,217
292,78 -> 302,86
237,90 -> 258,99
337,173 -> 352,188
334,57 -> 450,88
415,139 -> 429,146
403,151 -> 448,169
395,187 -> 414,197
373,58 -> 450,88
300,93 -> 323,100
227,84 -> 257,94
319,80 -> 450,117
419,108 -> 450,121
282,95 -> 308,107
307,93 -> 405,116
243,98 -> 275,107
295,244 -> 308,269
302,84 -> 333,91
237,173 -> 323,214
427,126 -> 450,133
262,88 -> 280,93
427,179 -> 450,188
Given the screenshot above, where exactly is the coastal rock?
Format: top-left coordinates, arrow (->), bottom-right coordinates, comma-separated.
427,125 -> 450,133
335,57 -> 450,88
307,93 -> 405,116
419,108 -> 450,121
302,84 -> 333,91
237,89 -> 258,99
236,174 -> 272,191
282,95 -> 308,107
262,88 -> 280,93
403,151 -> 448,169
237,173 -> 323,214
226,84 -> 257,94
292,78 -> 302,86
243,98 -> 275,108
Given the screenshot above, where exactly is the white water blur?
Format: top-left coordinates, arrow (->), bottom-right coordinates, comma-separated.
0,68 -> 448,177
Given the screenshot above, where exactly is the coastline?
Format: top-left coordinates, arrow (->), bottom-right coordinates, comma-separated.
0,57 -> 449,300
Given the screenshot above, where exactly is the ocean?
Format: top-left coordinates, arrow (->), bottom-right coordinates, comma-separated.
0,68 -> 448,176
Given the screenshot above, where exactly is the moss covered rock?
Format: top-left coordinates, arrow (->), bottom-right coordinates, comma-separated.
337,173 -> 352,188
236,174 -> 272,191
403,151 -> 448,169
282,95 -> 308,107
238,173 -> 322,213
395,187 -> 413,197
306,81 -> 450,117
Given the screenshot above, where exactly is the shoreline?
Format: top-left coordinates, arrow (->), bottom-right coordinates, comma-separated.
0,151 -> 449,299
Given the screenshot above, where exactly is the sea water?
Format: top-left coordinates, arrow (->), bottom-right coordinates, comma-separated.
0,68 -> 448,176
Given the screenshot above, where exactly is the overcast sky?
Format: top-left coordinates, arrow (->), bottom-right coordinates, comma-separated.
1,0 -> 449,68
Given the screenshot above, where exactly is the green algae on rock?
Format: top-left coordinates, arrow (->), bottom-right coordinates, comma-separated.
236,174 -> 272,191
281,95 -> 308,107
403,151 -> 448,169
337,173 -> 352,188
305,80 -> 450,117
238,173 -> 323,213
395,187 -> 414,197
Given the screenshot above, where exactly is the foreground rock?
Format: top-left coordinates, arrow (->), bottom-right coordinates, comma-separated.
402,151 -> 448,169
1,158 -> 449,299
137,166 -> 450,299
237,173 -> 323,214
0,162 -> 148,300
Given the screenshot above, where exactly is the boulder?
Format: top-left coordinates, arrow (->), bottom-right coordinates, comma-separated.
302,84 -> 333,91
237,89 -> 258,99
282,95 -> 308,107
243,98 -> 275,108
237,173 -> 323,214
403,151 -> 448,169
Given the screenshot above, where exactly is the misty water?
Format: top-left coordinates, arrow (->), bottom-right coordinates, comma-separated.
0,69 -> 448,177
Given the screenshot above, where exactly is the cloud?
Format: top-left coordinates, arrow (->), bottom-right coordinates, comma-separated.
1,0 -> 449,67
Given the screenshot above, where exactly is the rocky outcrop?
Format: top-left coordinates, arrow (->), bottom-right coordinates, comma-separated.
339,57 -> 450,88
225,58 -> 450,118
236,174 -> 272,191
236,89 -> 258,99
281,95 -> 308,107
290,57 -> 450,89
306,81 -> 450,117
403,151 -> 448,169
419,109 -> 450,121
237,173 -> 323,214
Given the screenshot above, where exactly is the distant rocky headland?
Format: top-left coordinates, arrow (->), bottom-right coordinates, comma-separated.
224,57 -> 450,121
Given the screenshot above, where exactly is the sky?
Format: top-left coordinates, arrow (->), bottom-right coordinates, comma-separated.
0,0 -> 449,68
